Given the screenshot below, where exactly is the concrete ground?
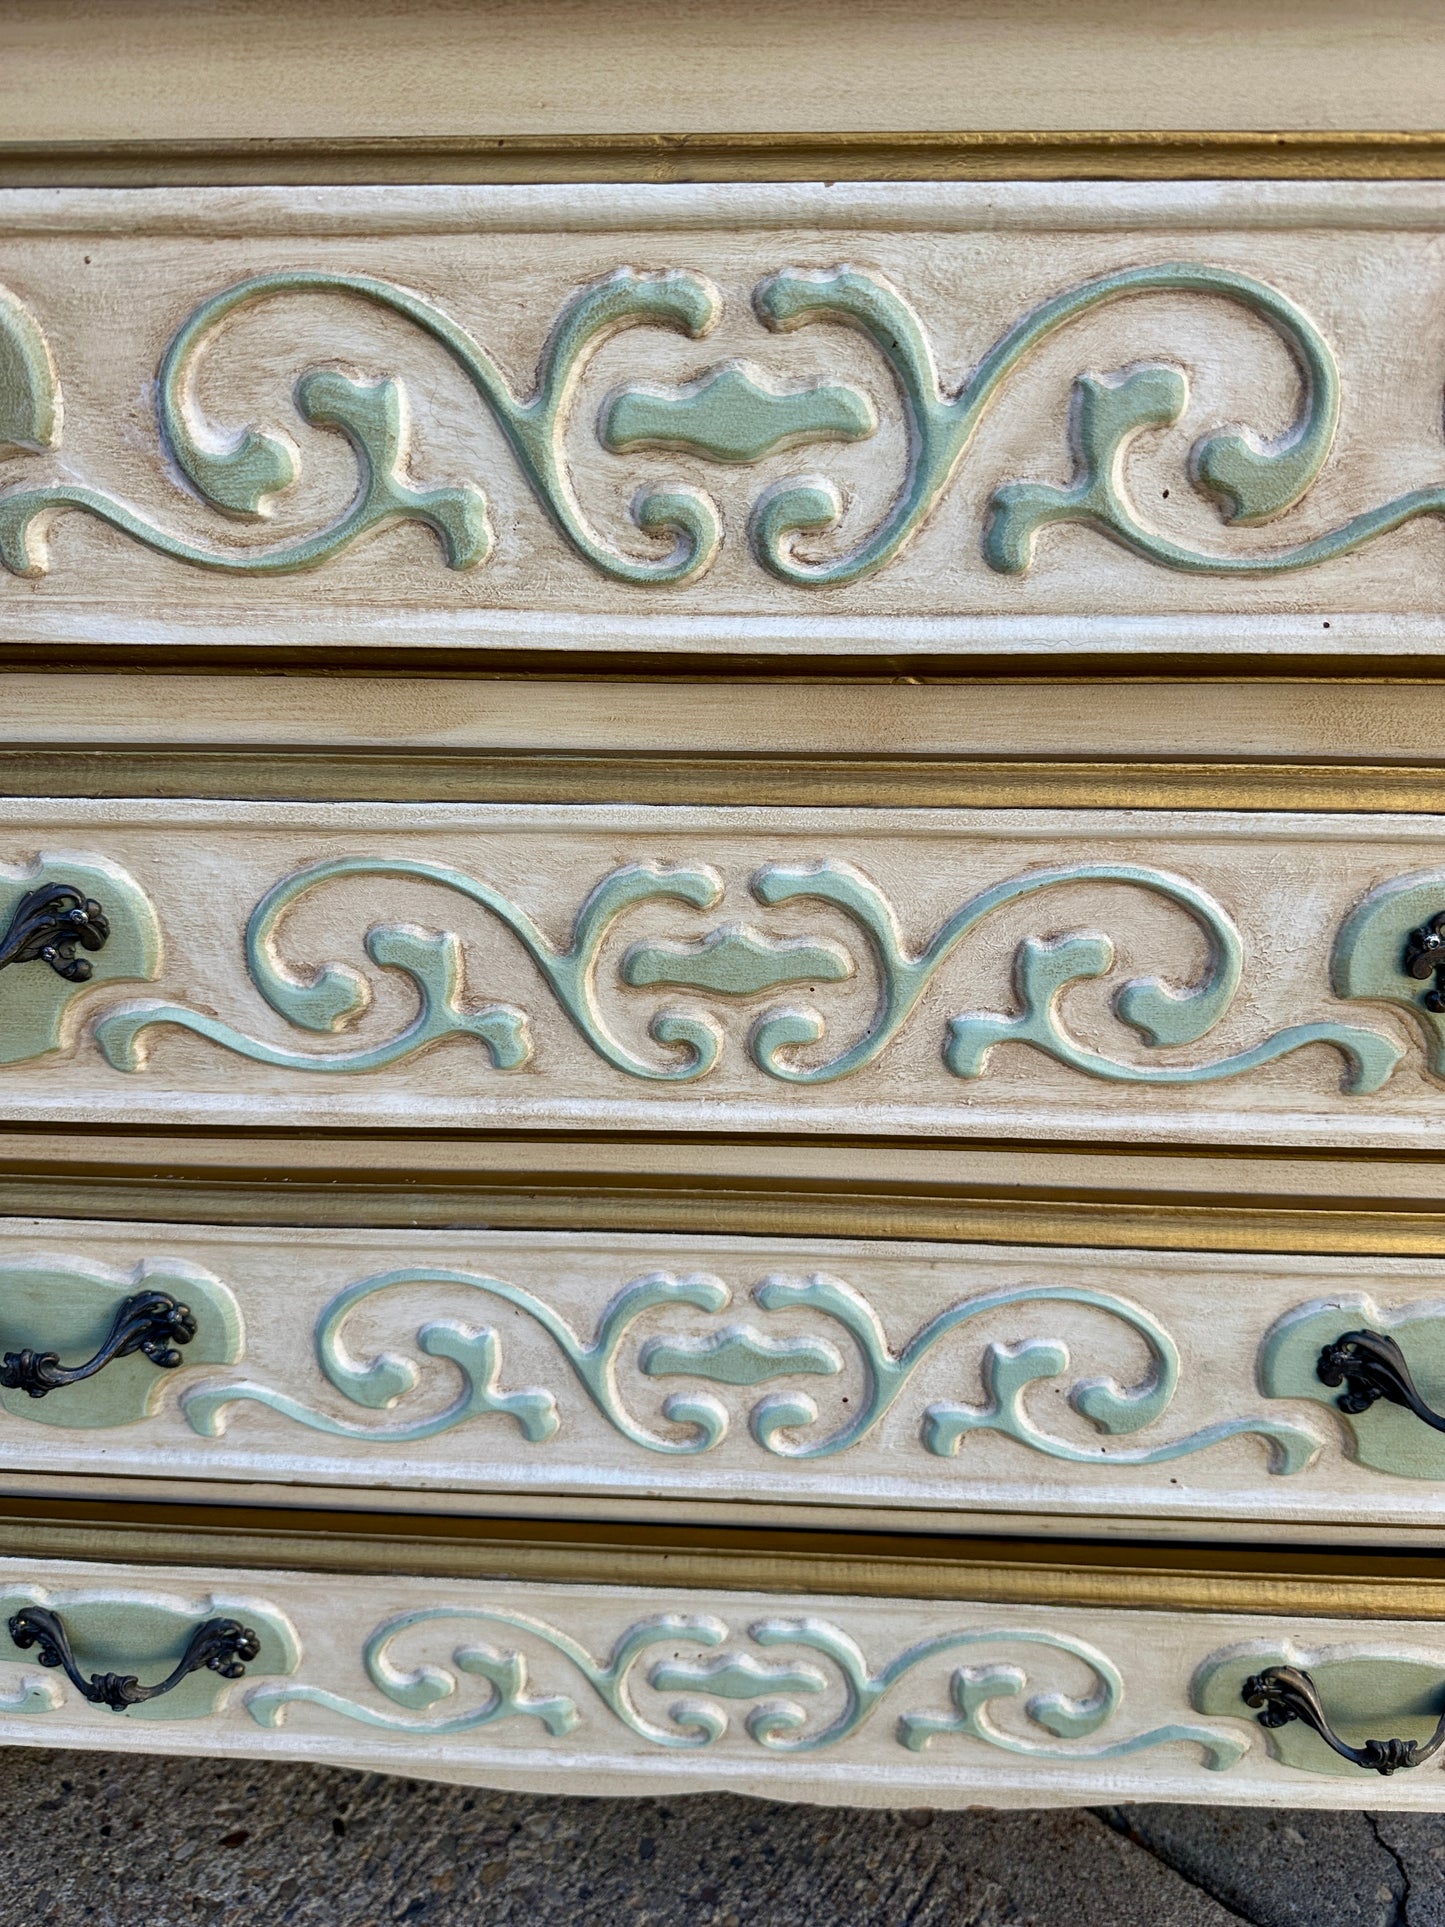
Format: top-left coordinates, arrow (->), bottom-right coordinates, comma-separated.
0,1750 -> 1440,1925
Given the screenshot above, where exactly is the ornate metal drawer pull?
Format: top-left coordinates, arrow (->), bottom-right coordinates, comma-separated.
1243,1664 -> 1445,1775
0,882 -> 109,983
0,1290 -> 197,1399
1316,1327 -> 1445,1434
8,1607 -> 259,1712
1404,913 -> 1445,1011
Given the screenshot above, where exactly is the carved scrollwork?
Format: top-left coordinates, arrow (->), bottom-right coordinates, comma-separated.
181,1264 -> 1320,1474
245,1606 -> 1244,1770
85,855 -> 1401,1103
4,258 -> 1445,589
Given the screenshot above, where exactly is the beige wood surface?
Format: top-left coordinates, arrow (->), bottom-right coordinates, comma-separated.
3,0 -> 1442,142
2,1551 -> 1445,1807
4,185 -> 1445,658
5,673 -> 1442,763
8,0 -> 1445,144
0,1218 -> 1437,1539
1,798 -> 1442,1149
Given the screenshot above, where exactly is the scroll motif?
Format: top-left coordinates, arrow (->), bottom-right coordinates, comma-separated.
4,261 -> 1445,589
86,855 -> 1401,1095
246,1606 -> 1243,1769
181,1265 -> 1320,1472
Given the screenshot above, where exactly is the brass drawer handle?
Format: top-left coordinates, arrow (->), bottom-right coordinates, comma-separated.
8,1607 -> 259,1712
0,1290 -> 197,1399
1316,1328 -> 1445,1434
1244,1665 -> 1445,1774
0,882 -> 109,983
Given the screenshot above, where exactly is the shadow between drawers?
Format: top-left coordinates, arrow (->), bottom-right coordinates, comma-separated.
0,1497 -> 1437,1618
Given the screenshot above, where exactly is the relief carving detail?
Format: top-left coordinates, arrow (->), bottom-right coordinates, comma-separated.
4,261 -> 1445,590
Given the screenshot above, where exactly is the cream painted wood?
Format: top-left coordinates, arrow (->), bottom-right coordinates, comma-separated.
7,184 -> 1445,657
5,1553 -> 1445,1809
7,1220 -> 1445,1537
4,0 -> 1441,143
1,799 -> 1444,1148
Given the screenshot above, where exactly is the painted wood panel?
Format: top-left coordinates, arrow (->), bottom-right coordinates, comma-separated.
6,184 -> 1445,657
11,1221 -> 1445,1534
3,1554 -> 1445,1807
1,799 -> 1444,1147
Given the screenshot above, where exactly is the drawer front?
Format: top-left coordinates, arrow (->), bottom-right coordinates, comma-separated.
9,1218 -> 1445,1535
3,1553 -> 1445,1807
2,799 -> 1445,1146
1,181 -> 1443,662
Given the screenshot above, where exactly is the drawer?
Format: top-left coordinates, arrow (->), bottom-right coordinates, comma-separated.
1,181 -> 1443,664
3,799 -> 1445,1147
4,1537 -> 1445,1807
8,1217 -> 1445,1539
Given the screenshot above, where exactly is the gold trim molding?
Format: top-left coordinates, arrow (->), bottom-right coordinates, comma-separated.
0,1497 -> 1440,1619
5,1148 -> 1445,1257
0,131 -> 1443,188
3,750 -> 1441,813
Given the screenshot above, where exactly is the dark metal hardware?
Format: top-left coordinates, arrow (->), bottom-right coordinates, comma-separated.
1404,912 -> 1445,1012
8,1607 -> 259,1712
1316,1327 -> 1445,1434
0,882 -> 109,983
0,1290 -> 197,1399
1243,1664 -> 1445,1775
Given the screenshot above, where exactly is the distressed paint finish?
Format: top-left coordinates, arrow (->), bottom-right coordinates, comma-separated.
22,1221 -> 1445,1536
8,185 -> 1445,657
4,257 -> 1441,594
7,1554 -> 1445,1807
5,801 -> 1445,1146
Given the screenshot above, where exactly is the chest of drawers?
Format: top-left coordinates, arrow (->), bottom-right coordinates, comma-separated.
4,0 -> 1445,1808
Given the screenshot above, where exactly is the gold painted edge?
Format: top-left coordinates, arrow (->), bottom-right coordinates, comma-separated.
0,1499 -> 1438,1618
4,750 -> 1445,811
5,1172 -> 1445,1257
1,131 -> 1445,185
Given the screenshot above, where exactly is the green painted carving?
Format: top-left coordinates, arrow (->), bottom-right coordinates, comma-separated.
0,268 -> 721,585
746,858 -> 1399,1092
0,1587 -> 296,1722
621,924 -> 854,997
0,286 -> 59,459
183,1263 -> 1318,1476
747,1273 -> 1318,1468
1194,1644 -> 1445,1776
0,1256 -> 242,1428
599,361 -> 875,463
750,261 -> 1346,587
94,857 -> 728,1084
640,1325 -> 842,1386
6,258 -> 1439,591
183,1268 -> 736,1455
1331,868 -> 1445,1079
81,854 -> 1400,1099
647,1653 -> 828,1699
249,1610 -> 711,1743
0,854 -> 161,1067
250,1607 -> 1242,1768
1259,1294 -> 1445,1478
